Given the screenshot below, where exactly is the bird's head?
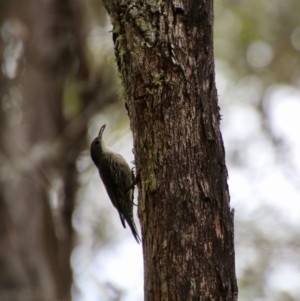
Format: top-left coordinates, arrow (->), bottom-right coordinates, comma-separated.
90,124 -> 106,164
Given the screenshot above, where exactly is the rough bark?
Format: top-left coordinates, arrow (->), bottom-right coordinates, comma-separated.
102,0 -> 238,300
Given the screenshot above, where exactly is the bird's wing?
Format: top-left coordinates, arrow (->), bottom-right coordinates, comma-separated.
99,153 -> 140,242
99,153 -> 132,226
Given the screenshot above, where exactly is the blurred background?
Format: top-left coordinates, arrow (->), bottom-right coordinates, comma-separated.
0,0 -> 300,300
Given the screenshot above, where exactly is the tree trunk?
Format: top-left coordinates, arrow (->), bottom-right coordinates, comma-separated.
0,0 -> 91,300
102,0 -> 238,300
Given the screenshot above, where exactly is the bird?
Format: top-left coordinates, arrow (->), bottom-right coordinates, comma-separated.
90,124 -> 141,243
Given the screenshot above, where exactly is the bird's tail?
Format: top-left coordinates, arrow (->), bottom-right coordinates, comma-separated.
129,220 -> 141,244
123,211 -> 141,243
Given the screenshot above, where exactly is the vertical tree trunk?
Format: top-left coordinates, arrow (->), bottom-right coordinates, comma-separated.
0,0 -> 90,300
102,0 -> 238,300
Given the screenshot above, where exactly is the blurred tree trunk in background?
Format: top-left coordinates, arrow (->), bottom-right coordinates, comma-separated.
102,0 -> 238,300
0,0 -> 115,300
0,1 -> 76,300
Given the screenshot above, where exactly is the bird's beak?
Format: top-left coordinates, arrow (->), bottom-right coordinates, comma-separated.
98,124 -> 106,139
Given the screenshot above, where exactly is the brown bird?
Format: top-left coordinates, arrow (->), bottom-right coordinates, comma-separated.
90,124 -> 140,243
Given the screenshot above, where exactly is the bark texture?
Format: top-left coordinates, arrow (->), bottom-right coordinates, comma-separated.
102,0 -> 238,300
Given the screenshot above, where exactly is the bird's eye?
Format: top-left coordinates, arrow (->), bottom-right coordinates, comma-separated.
94,140 -> 99,145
